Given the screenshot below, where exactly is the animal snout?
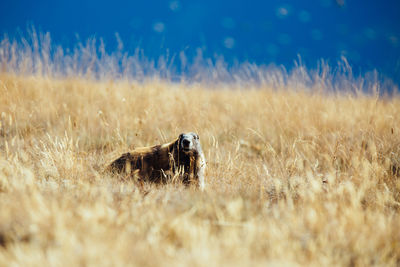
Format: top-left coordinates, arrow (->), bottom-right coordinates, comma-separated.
182,139 -> 191,147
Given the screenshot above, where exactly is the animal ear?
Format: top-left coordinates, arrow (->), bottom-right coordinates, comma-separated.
191,132 -> 199,140
179,133 -> 184,140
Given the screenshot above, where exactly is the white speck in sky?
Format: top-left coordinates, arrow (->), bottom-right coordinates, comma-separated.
311,29 -> 323,41
320,0 -> 332,7
266,44 -> 279,56
298,10 -> 311,23
223,37 -> 235,49
388,34 -> 399,47
278,34 -> 291,45
364,28 -> 376,39
222,17 -> 235,29
169,1 -> 180,12
276,5 -> 292,19
153,22 -> 165,33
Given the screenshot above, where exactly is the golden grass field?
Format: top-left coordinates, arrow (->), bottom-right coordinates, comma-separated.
0,69 -> 400,266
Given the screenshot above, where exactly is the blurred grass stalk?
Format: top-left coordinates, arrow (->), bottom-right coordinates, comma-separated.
0,28 -> 398,94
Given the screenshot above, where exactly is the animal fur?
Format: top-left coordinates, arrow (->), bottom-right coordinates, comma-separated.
107,133 -> 206,189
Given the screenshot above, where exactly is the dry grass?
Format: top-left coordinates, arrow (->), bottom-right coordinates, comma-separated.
0,71 -> 400,266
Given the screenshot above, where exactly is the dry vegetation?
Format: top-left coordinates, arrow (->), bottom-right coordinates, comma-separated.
1,55 -> 400,265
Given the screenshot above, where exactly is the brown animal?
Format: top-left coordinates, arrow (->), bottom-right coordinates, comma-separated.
107,132 -> 206,189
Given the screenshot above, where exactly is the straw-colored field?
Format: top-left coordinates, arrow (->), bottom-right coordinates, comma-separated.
0,72 -> 400,266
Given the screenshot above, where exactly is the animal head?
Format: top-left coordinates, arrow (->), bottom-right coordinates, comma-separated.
178,132 -> 202,154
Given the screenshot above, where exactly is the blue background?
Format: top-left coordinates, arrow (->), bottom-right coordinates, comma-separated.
1,0 -> 399,83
